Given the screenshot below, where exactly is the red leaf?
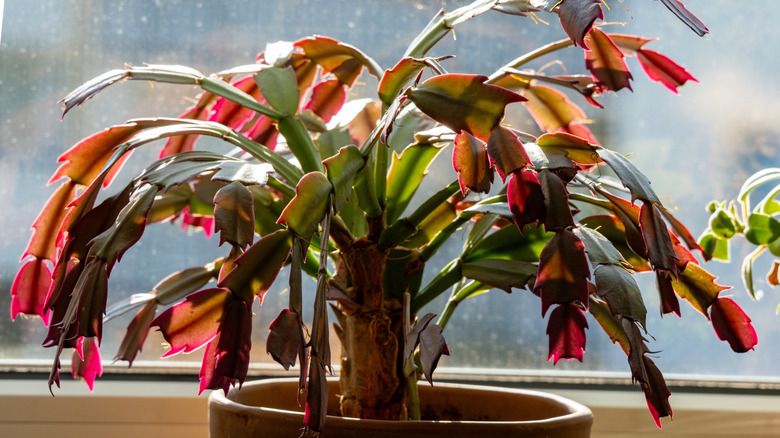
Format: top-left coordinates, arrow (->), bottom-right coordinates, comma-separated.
534,230 -> 591,316
555,0 -> 603,48
453,131 -> 493,194
49,124 -> 139,186
486,125 -> 530,181
151,288 -> 230,357
11,258 -> 52,322
637,49 -> 697,94
710,297 -> 758,353
522,84 -> 586,133
547,303 -> 588,364
211,297 -> 253,392
507,170 -> 546,232
378,57 -> 428,105
584,28 -> 633,92
419,324 -> 450,385
655,270 -> 681,317
23,182 -> 77,261
408,74 -> 525,142
267,308 -> 306,370
602,191 -> 647,259
115,301 -> 158,366
639,203 -> 678,276
209,76 -> 263,130
305,78 -> 347,123
537,169 -> 575,231
641,356 -> 673,428
160,106 -> 208,158
304,359 -> 329,433
245,115 -> 280,150
71,337 -> 103,391
294,35 -> 379,86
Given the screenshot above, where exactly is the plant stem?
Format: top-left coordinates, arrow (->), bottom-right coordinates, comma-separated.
277,115 -> 324,175
487,38 -> 574,84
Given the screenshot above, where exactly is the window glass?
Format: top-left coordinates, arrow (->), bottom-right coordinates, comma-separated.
1,0 -> 779,382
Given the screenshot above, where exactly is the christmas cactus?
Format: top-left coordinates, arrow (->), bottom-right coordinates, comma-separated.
10,0 -> 758,435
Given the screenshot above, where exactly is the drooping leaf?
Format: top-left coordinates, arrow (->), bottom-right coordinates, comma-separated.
507,170 -> 546,232
608,34 -> 654,55
554,0 -> 603,48
588,297 -> 630,354
657,0 -> 708,37
277,172 -> 333,237
453,131 -> 493,195
305,78 -> 347,123
461,259 -> 537,293
407,74 -> 525,142
584,28 -> 633,92
323,145 -> 365,213
573,226 -> 626,266
672,263 -> 729,317
580,215 -> 651,271
378,57 -> 428,105
658,206 -> 704,255
593,264 -> 647,327
710,297 -> 758,353
487,125 -> 530,181
151,288 -> 230,357
537,131 -> 602,165
23,182 -> 77,261
637,49 -> 697,93
304,359 -> 329,434
11,258 -> 52,321
254,66 -> 301,115
600,192 -> 648,260
217,230 -> 292,303
267,308 -> 306,370
404,313 -> 437,359
598,148 -> 660,204
419,324 -> 450,385
656,270 -> 681,317
115,301 -> 158,365
522,84 -> 586,133
213,181 -> 255,250
639,203 -> 678,275
546,303 -> 588,364
641,356 -> 673,428
88,184 -> 158,275
212,298 -> 253,391
71,337 -> 103,391
294,35 -> 382,86
534,230 -> 590,316
537,169 -> 575,231
63,259 -> 109,344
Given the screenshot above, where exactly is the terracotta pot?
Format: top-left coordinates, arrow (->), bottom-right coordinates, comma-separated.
208,378 -> 592,437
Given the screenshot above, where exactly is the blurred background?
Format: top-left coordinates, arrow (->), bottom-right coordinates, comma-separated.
1,0 -> 778,385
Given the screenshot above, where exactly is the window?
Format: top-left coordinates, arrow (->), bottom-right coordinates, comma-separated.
1,0 -> 778,387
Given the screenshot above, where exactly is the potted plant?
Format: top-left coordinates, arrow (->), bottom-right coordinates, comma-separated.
10,0 -> 759,436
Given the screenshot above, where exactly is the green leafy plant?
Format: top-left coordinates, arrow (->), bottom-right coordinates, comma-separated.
702,168 -> 780,313
10,0 -> 757,434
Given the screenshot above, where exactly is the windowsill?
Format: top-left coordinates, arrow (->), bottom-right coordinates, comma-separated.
2,368 -> 780,437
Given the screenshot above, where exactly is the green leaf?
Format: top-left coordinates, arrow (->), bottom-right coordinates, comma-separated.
383,248 -> 424,300
745,213 -> 780,245
698,230 -> 730,261
671,263 -> 729,317
593,264 -> 647,327
598,148 -> 660,204
741,246 -> 764,300
404,201 -> 457,249
573,226 -> 626,266
537,132 -> 602,165
464,223 -> 550,263
323,145 -> 364,213
378,57 -> 428,105
461,259 -> 537,293
407,74 -> 525,142
89,184 -> 158,274
386,142 -> 443,223
218,229 -> 292,302
154,264 -> 221,305
708,208 -> 737,239
739,168 -> 780,203
317,128 -> 352,162
214,181 -> 256,250
277,172 -> 333,237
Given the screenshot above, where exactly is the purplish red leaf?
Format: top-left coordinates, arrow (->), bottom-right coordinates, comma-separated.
71,337 -> 103,391
641,356 -> 673,428
546,303 -> 588,364
419,324 -> 450,385
710,297 -> 758,353
554,0 -> 603,48
453,131 -> 493,195
487,125 -> 530,181
639,203 -> 678,276
507,170 -> 546,232
637,49 -> 697,94
151,288 -> 230,357
305,78 -> 347,123
584,28 -> 633,92
10,258 -> 52,321
534,230 -> 590,316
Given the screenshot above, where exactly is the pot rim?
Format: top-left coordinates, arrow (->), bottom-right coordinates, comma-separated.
208,377 -> 593,428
